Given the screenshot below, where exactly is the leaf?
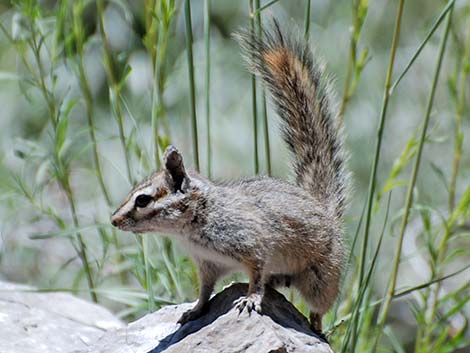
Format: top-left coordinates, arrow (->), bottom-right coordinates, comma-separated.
382,180 -> 408,193
439,295 -> 470,324
449,187 -> 470,226
56,116 -> 69,154
443,248 -> 468,265
30,223 -> 110,240
384,326 -> 406,353
430,162 -> 449,193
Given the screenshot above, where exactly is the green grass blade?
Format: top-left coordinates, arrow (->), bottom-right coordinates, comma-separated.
255,0 -> 271,176
204,0 -> 212,178
390,0 -> 456,93
184,0 -> 200,171
371,6 -> 454,351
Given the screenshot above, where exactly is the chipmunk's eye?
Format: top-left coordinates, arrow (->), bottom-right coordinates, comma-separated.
135,194 -> 153,208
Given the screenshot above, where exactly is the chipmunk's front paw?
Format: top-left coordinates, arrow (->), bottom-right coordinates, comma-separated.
177,306 -> 205,326
234,293 -> 262,315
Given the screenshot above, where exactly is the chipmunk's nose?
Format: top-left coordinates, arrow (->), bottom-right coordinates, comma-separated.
111,214 -> 122,227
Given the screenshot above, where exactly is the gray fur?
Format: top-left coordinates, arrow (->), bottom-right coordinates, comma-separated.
111,22 -> 349,332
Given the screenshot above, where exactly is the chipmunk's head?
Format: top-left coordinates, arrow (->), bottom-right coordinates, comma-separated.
111,145 -> 199,234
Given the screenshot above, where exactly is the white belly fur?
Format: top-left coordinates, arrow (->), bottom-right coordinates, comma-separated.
177,238 -> 243,270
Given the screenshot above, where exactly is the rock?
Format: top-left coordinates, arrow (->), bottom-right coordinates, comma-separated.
0,280 -> 124,353
0,280 -> 333,353
86,283 -> 333,353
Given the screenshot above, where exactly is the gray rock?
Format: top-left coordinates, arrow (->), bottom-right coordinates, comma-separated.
0,281 -> 124,353
86,283 -> 333,353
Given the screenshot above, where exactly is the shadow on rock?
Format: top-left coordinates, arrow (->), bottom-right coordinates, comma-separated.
148,283 -> 327,353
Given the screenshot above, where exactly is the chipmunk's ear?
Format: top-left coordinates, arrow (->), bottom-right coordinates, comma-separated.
164,145 -> 190,193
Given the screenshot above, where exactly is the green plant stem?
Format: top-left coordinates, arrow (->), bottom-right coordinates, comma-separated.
353,0 -> 404,347
250,0 -> 280,17
151,7 -> 163,170
74,44 -> 130,285
449,21 -> 469,211
424,22 -> 468,338
358,0 -> 404,303
150,11 -> 162,170
371,7 -> 453,352
339,41 -> 355,122
255,0 -> 271,176
342,193 -> 392,353
338,0 -> 368,123
390,0 -> 456,94
63,177 -> 98,303
71,1 -> 111,205
142,236 -> 155,312
30,29 -> 57,128
184,0 -> 200,172
150,1 -> 173,170
76,60 -> 112,206
28,18 -> 97,302
204,0 -> 212,178
304,0 -> 311,41
250,0 -> 259,175
96,0 -> 133,184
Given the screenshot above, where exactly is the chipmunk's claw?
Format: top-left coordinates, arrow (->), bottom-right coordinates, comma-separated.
234,293 -> 262,315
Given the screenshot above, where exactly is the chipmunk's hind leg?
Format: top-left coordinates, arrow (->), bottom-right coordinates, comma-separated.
178,260 -> 226,325
309,312 -> 323,332
291,264 -> 336,333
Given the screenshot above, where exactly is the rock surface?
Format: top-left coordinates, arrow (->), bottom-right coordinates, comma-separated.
0,280 -> 333,353
0,280 -> 124,353
86,283 -> 333,353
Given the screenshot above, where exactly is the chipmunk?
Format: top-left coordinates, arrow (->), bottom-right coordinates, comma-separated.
111,20 -> 349,332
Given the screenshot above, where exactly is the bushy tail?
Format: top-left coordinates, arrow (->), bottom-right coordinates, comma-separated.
236,20 -> 349,218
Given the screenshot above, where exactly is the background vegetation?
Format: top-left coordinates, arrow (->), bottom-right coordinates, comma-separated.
0,0 -> 469,352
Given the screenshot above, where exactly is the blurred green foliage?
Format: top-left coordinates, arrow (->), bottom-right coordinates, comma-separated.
0,1 -> 469,352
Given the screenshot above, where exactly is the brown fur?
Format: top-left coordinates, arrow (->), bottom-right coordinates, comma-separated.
111,20 -> 349,332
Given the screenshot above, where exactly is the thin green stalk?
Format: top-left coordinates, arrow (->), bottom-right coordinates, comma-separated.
150,0 -> 174,170
341,193 -> 392,353
255,0 -> 271,176
63,177 -> 98,303
329,198 -> 367,331
338,0 -> 369,123
358,0 -> 404,301
79,67 -> 111,205
150,2 -> 163,170
72,6 -> 112,205
353,0 -> 404,346
250,0 -> 259,175
339,43 -> 354,122
328,263 -> 470,336
204,0 -> 212,178
150,7 -> 162,171
371,8 -> 453,352
390,0 -> 456,94
184,0 -> 200,172
142,237 -> 155,311
424,26 -> 469,339
27,18 -> 97,302
250,0 -> 281,17
96,0 -> 133,184
74,46 -> 129,284
30,28 -> 57,128
449,21 -> 469,211
304,0 -> 311,41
